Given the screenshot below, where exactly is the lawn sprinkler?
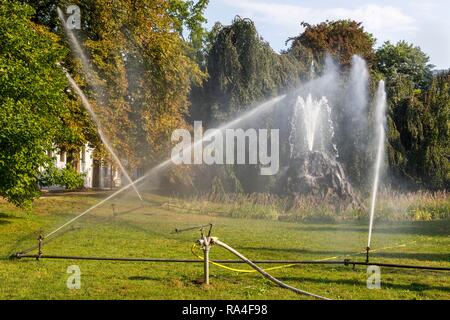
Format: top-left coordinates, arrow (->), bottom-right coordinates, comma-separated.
36,234 -> 43,261
175,223 -> 214,285
13,222 -> 450,300
174,223 -> 213,236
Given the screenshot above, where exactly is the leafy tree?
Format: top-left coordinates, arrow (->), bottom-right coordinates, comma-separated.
398,73 -> 450,189
376,41 -> 434,92
287,20 -> 376,68
22,0 -> 207,168
188,17 -> 305,193
194,17 -> 304,123
57,0 -> 205,169
0,0 -> 69,207
377,42 -> 448,189
423,72 -> 450,189
168,0 -> 210,65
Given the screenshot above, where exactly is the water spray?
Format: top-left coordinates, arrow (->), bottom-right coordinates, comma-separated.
366,80 -> 387,261
14,43 -> 449,299
37,94 -> 285,241
63,70 -> 143,201
57,7 -> 143,202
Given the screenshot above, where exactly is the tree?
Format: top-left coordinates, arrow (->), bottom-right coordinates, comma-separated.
194,17 -> 304,123
57,0 -> 205,169
187,17 -> 305,193
0,0 -> 69,207
376,41 -> 434,92
287,20 -> 376,68
168,0 -> 210,65
377,42 -> 448,189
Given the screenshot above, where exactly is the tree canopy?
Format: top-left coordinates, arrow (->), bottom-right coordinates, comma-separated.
287,20 -> 376,68
191,17 -> 304,123
377,41 -> 434,92
0,0 -> 69,207
0,2 -> 448,209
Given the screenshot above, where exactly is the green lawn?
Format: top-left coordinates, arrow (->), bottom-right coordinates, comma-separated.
0,192 -> 449,300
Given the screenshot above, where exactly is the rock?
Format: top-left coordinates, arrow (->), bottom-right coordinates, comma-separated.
283,151 -> 360,208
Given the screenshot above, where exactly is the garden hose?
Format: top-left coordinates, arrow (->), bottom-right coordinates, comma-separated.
211,238 -> 331,300
191,243 -> 296,273
191,240 -> 419,273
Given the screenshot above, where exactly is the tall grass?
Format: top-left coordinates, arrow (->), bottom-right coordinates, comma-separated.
167,191 -> 449,222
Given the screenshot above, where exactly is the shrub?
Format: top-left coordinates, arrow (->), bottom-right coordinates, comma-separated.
39,165 -> 85,190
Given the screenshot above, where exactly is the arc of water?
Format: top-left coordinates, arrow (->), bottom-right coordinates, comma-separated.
64,71 -> 143,201
44,93 -> 286,239
57,8 -> 142,201
310,60 -> 316,80
367,80 -> 387,249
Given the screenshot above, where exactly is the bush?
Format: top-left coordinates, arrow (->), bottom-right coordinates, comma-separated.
39,165 -> 85,190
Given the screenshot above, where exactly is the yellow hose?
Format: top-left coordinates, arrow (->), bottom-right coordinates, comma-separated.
191,240 -> 418,273
191,244 -> 296,273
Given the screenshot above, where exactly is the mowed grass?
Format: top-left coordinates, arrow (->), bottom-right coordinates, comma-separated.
0,192 -> 449,300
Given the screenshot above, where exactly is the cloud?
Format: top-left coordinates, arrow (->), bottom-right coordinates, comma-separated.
221,0 -> 416,35
210,0 -> 449,68
218,0 -> 418,48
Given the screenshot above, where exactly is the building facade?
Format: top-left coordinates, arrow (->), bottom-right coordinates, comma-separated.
46,144 -> 122,190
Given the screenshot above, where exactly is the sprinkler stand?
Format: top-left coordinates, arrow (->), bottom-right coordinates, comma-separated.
198,237 -> 212,285
37,235 -> 43,261
111,204 -> 116,217
366,247 -> 370,263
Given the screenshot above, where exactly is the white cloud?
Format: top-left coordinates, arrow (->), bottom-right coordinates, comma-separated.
221,0 -> 416,36
209,0 -> 449,68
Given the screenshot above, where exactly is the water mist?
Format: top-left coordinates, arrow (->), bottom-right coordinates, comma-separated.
289,56 -> 339,159
45,90 -> 286,237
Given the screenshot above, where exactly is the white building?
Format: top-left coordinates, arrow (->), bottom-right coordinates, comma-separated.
46,144 -> 122,190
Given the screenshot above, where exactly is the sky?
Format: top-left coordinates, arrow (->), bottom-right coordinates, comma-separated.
204,0 -> 450,70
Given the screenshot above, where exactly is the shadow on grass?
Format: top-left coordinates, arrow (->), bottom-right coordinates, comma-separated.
237,246 -> 450,263
277,275 -> 450,293
289,220 -> 450,236
41,190 -> 111,198
0,212 -> 23,225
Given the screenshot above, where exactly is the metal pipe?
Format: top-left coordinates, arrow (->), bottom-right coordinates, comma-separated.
174,223 -> 213,234
13,253 -> 450,271
203,237 -> 211,285
37,235 -> 43,261
350,261 -> 450,271
366,247 -> 370,263
13,253 -> 344,263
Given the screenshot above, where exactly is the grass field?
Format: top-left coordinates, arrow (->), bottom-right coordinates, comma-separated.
0,191 -> 449,300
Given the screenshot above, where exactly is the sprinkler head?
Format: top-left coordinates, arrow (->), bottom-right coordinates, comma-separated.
365,247 -> 370,263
